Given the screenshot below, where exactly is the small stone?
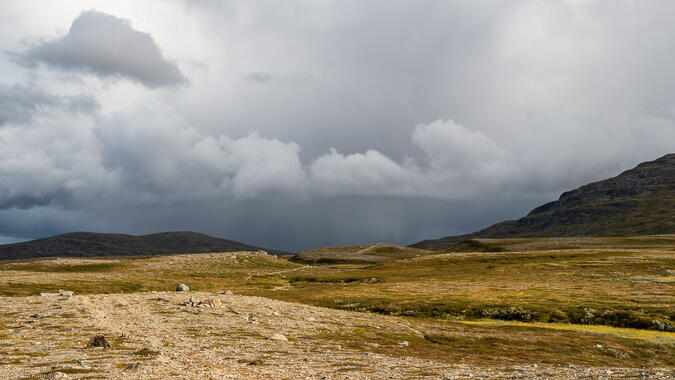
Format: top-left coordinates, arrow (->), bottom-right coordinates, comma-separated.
58,290 -> 74,297
176,284 -> 189,292
397,340 -> 409,347
269,333 -> 288,341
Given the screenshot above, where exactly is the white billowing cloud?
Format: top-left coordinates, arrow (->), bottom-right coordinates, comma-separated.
14,10 -> 186,88
412,120 -> 505,169
0,102 -> 516,210
309,148 -> 415,197
307,119 -> 514,199
221,133 -> 306,199
96,105 -> 306,202
93,111 -> 512,203
0,109 -> 111,209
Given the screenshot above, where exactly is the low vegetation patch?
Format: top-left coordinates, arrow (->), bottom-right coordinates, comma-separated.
0,262 -> 126,273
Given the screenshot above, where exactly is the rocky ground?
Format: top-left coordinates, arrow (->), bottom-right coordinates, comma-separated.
1,291 -> 672,379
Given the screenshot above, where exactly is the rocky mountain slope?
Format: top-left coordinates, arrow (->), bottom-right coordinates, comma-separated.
413,153 -> 675,250
0,231 -> 287,260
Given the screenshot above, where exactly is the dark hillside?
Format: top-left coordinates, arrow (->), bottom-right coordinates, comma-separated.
0,231 -> 288,260
413,153 -> 675,250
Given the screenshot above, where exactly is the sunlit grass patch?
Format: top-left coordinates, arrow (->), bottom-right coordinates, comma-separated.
457,320 -> 675,344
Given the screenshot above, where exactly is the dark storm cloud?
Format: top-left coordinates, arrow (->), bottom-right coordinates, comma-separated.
0,190 -> 71,210
0,83 -> 97,126
13,11 -> 186,88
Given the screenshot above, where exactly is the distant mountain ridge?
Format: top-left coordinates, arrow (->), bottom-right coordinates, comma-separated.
0,231 -> 288,260
412,153 -> 675,250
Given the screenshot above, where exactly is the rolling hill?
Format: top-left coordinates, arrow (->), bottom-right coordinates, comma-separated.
290,243 -> 432,264
0,231 -> 287,260
413,153 -> 675,250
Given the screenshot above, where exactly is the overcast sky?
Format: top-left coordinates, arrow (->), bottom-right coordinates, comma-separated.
1,1 -> 674,251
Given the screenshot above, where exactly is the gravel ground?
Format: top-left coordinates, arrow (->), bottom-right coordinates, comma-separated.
0,292 -> 672,379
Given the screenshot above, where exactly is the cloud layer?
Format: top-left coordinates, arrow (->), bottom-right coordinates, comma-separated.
1,2 -> 675,250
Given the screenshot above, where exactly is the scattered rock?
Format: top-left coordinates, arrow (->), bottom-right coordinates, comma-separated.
269,333 -> 288,341
182,298 -> 220,308
31,310 -> 54,319
398,340 -> 409,347
176,284 -> 189,292
86,334 -> 111,349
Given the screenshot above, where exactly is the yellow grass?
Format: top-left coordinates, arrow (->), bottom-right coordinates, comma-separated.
458,319 -> 675,344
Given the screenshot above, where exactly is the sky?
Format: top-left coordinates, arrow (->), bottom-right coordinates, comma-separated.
0,1 -> 674,251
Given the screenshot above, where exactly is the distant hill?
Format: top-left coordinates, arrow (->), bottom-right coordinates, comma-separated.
412,153 -> 675,250
0,231 -> 288,260
291,243 -> 432,264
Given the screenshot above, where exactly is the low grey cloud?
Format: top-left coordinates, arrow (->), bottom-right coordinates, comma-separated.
0,83 -> 97,126
13,10 -> 186,88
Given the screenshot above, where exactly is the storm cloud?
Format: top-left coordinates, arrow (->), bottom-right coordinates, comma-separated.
13,10 -> 186,88
0,2 -> 674,251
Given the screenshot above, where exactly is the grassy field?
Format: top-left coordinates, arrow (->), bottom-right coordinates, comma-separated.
0,236 -> 673,367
